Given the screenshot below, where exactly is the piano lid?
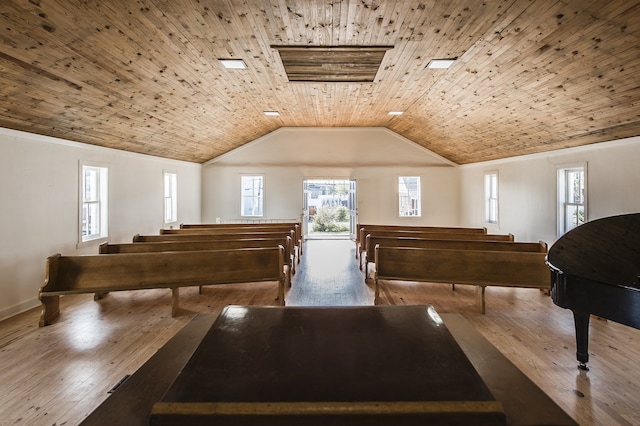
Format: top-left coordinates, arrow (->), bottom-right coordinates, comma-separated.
547,213 -> 640,289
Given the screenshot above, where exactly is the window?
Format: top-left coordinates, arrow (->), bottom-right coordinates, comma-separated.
241,175 -> 264,217
398,176 -> 421,217
80,163 -> 108,243
557,164 -> 587,236
164,172 -> 177,224
484,172 -> 498,224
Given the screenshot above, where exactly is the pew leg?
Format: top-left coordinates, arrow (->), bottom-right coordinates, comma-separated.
476,286 -> 486,314
171,288 -> 179,317
94,292 -> 109,300
278,279 -> 285,306
39,295 -> 60,327
374,278 -> 380,305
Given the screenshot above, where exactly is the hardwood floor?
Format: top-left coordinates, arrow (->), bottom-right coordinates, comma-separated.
1,238 -> 639,425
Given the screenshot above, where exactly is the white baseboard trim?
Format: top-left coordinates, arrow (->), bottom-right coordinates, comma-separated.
0,299 -> 40,322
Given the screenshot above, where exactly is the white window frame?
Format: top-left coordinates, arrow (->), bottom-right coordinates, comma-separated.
557,162 -> 587,237
79,161 -> 109,246
398,176 -> 421,217
164,171 -> 178,224
484,171 -> 499,225
241,174 -> 264,217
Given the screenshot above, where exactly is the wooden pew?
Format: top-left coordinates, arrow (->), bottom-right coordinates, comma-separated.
100,237 -> 295,279
363,236 -> 547,280
373,245 -> 550,313
160,227 -> 302,261
359,230 -> 515,269
355,224 -> 487,259
133,231 -> 297,266
180,222 -> 302,255
38,247 -> 287,327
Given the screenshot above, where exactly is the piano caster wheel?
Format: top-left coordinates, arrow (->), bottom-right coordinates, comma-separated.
577,362 -> 589,371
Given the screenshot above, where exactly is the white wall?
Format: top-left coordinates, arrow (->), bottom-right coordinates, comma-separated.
0,128 -> 201,320
460,136 -> 640,245
202,128 -> 461,226
8,124 -> 635,321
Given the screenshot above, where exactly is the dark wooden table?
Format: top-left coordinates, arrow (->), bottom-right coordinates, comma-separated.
81,306 -> 577,426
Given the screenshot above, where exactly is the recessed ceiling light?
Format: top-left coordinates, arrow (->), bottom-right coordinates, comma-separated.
219,59 -> 248,69
388,111 -> 404,116
426,58 -> 457,69
263,111 -> 280,116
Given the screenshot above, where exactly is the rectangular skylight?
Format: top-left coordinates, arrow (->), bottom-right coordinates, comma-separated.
219,59 -> 248,69
427,59 -> 456,69
272,45 -> 393,82
263,111 -> 280,116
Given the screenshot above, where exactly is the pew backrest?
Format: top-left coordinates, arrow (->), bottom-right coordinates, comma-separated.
101,236 -> 295,275
149,229 -> 300,259
358,230 -> 514,265
364,230 -> 513,242
133,232 -> 295,255
375,246 -> 549,286
180,222 -> 302,245
357,224 -> 487,246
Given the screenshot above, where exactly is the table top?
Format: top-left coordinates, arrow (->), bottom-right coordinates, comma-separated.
152,305 -> 505,425
83,308 -> 576,426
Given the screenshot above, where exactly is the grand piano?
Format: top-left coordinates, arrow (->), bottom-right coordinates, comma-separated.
547,213 -> 640,370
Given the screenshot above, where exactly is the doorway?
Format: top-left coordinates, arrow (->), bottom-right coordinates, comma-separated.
303,179 -> 357,240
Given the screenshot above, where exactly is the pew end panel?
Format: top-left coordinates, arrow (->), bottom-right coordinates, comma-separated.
39,253 -> 61,327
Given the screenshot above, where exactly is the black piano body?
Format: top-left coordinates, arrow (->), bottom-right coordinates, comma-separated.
547,213 -> 640,370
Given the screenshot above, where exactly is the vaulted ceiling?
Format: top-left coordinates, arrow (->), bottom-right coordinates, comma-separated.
1,0 -> 639,164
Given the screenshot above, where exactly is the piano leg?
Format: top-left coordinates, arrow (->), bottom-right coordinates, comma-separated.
573,311 -> 590,371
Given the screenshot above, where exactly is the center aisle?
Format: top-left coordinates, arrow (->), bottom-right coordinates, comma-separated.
286,239 -> 373,306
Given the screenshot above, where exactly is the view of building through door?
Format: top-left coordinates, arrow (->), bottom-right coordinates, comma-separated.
303,179 -> 356,239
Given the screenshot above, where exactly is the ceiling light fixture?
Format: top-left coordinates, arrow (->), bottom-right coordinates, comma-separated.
388,111 -> 404,116
263,111 -> 280,116
219,59 -> 248,69
426,58 -> 457,69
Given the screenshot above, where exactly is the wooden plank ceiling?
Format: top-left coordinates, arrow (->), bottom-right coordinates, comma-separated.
0,0 -> 639,164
